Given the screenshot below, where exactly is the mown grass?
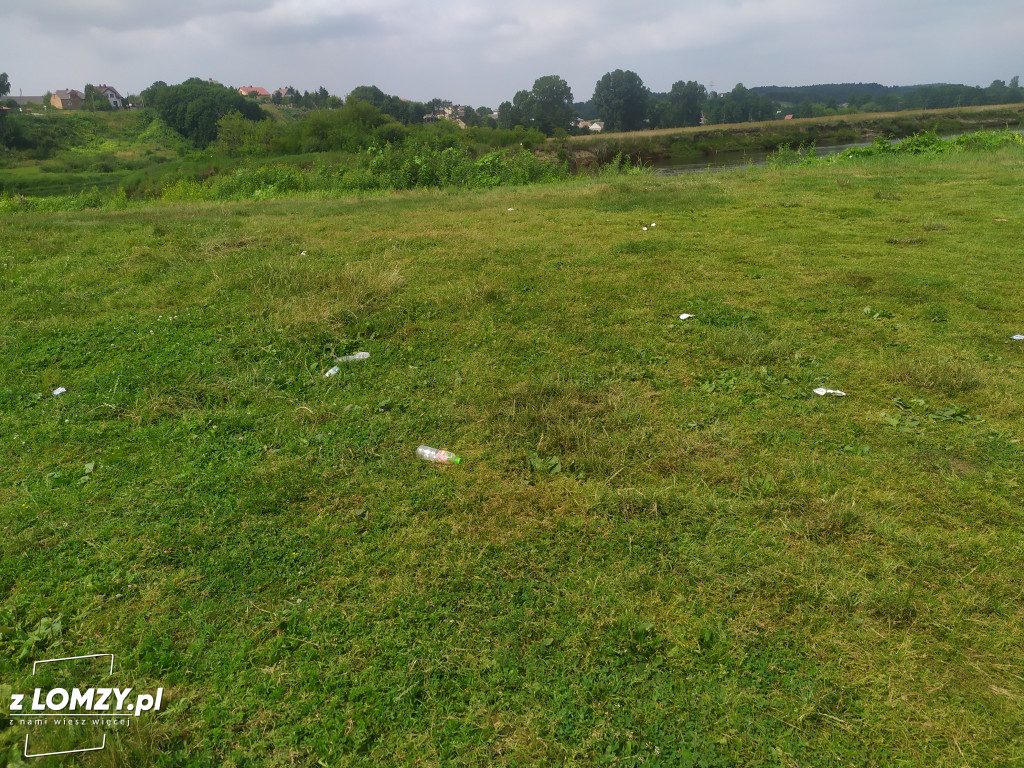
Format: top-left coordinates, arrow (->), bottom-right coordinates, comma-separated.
1,147 -> 1023,766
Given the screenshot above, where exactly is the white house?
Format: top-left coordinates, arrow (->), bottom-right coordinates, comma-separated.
96,84 -> 125,108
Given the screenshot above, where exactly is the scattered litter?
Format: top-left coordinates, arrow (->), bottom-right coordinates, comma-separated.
325,351 -> 370,376
1012,334 -> 1024,341
337,351 -> 370,362
52,387 -> 67,396
650,222 -> 656,227
417,445 -> 461,465
642,226 -> 648,231
813,388 -> 846,397
994,218 -> 1008,222
300,250 -> 308,256
679,314 -> 694,321
507,208 -> 514,211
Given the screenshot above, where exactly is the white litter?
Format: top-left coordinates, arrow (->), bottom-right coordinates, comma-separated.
325,351 -> 370,376
300,250 -> 307,256
52,387 -> 67,396
679,314 -> 694,321
1012,334 -> 1024,341
651,222 -> 656,227
813,388 -> 846,397
642,226 -> 648,231
507,208 -> 514,211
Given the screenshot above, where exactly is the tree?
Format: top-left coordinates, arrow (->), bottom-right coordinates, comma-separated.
497,101 -> 513,130
592,70 -> 649,132
141,78 -> 265,147
510,89 -> 535,128
0,73 -> 9,142
665,80 -> 706,127
83,84 -> 114,111
530,75 -> 574,135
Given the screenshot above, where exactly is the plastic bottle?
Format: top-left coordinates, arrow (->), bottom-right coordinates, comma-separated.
324,366 -> 340,378
417,445 -> 461,465
337,351 -> 370,362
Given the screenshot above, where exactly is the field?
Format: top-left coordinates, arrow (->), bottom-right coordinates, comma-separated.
1,146 -> 1023,766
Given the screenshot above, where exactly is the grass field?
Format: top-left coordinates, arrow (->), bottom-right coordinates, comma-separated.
1,146 -> 1023,766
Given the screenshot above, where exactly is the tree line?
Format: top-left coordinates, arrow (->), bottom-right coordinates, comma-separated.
3,69 -> 1022,155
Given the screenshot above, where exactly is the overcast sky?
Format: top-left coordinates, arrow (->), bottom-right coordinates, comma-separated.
4,0 -> 1022,105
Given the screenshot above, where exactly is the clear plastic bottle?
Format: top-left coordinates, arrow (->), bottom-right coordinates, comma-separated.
417,445 -> 461,465
337,351 -> 370,362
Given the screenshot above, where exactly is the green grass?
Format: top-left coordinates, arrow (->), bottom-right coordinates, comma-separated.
1,147 -> 1023,766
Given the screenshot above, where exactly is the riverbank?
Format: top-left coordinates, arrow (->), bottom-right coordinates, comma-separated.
550,103 -> 1024,170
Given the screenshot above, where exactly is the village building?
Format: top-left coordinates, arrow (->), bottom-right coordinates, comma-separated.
238,86 -> 271,98
95,84 -> 125,108
422,105 -> 468,128
50,89 -> 84,110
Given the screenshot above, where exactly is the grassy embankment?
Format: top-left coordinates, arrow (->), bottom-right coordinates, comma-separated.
1,145 -> 1023,766
557,103 -> 1024,167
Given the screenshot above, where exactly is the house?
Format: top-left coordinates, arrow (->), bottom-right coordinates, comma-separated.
9,95 -> 45,109
588,121 -> 604,132
95,84 -> 125,108
50,89 -> 84,110
423,105 -> 468,125
238,85 -> 271,98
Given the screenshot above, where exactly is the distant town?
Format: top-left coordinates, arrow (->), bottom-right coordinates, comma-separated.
4,80 -> 611,133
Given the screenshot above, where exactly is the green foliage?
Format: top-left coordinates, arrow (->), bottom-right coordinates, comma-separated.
530,75 -> 575,136
833,129 -> 1024,162
211,110 -> 283,157
346,85 -> 428,125
592,69 -> 650,132
142,78 -> 266,147
300,100 -> 395,152
82,83 -> 114,112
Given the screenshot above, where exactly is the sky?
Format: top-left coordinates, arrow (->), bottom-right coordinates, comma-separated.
4,0 -> 1022,106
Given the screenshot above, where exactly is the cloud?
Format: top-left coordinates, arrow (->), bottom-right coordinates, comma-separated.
3,0 -> 1020,105
8,0 -> 272,33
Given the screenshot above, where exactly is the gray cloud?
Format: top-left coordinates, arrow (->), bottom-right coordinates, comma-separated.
3,0 -> 1020,106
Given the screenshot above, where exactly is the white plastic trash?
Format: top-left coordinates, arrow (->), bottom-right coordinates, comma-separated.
417,445 -> 461,465
813,388 -> 846,397
52,387 -> 67,396
679,314 -> 694,321
324,366 -> 340,378
1012,334 -> 1024,341
642,226 -> 648,231
337,351 -> 370,362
